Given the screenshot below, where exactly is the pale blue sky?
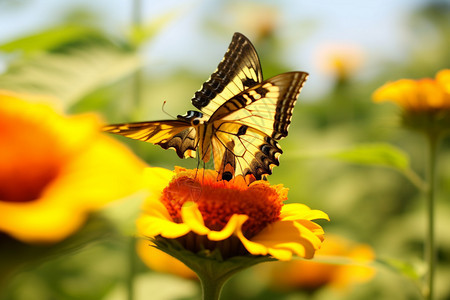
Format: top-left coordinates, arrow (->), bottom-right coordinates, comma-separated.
0,0 -> 426,97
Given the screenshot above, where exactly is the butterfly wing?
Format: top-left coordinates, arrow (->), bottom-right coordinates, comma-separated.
103,121 -> 198,159
209,72 -> 308,180
191,32 -> 263,117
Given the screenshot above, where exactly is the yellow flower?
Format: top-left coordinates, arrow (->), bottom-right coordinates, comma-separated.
266,234 -> 375,292
372,70 -> 450,132
316,43 -> 365,82
373,69 -> 450,111
137,167 -> 329,262
0,91 -> 145,243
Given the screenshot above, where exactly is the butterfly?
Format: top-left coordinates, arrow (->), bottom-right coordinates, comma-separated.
104,32 -> 308,181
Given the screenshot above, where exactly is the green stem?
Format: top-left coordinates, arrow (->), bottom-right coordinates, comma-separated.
132,0 -> 142,113
199,274 -> 227,300
403,168 -> 428,192
424,131 -> 439,300
127,236 -> 136,300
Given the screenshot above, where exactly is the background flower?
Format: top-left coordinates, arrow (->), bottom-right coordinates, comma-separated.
265,234 -> 375,292
373,69 -> 450,112
372,69 -> 450,132
0,91 -> 145,243
316,43 -> 365,83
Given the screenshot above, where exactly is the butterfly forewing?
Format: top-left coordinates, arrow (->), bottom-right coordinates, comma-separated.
191,33 -> 263,117
103,121 -> 198,158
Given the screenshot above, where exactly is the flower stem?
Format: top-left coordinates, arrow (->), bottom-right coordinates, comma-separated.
199,274 -> 227,300
127,236 -> 136,300
132,0 -> 142,112
424,131 -> 439,300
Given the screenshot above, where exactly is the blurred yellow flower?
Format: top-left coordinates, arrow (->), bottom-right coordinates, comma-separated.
267,234 -> 375,292
373,69 -> 450,111
137,239 -> 197,279
225,2 -> 279,42
137,167 -> 329,262
0,91 -> 145,243
316,43 -> 365,81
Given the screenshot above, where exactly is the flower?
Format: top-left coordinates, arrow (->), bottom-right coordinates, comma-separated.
266,234 -> 375,292
316,43 -> 365,82
0,90 -> 145,243
224,2 -> 279,43
137,239 -> 197,279
137,167 -> 329,262
372,69 -> 450,131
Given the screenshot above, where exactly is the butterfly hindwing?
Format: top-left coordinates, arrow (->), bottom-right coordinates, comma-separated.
212,122 -> 282,180
191,32 -> 263,117
103,121 -> 197,159
209,71 -> 308,180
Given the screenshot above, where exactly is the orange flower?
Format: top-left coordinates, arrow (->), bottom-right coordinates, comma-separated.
373,70 -> 450,132
266,234 -> 375,292
137,167 -> 329,261
373,69 -> 450,111
0,91 -> 145,243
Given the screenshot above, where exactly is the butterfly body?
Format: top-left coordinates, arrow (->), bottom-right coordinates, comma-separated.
104,33 -> 308,181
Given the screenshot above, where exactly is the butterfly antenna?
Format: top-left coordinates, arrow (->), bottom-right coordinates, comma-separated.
162,101 -> 176,119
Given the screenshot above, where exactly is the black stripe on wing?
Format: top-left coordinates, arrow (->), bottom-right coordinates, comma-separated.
191,32 -> 263,115
209,71 -> 308,140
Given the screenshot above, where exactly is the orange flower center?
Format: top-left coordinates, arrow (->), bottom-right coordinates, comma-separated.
0,113 -> 64,202
160,168 -> 286,238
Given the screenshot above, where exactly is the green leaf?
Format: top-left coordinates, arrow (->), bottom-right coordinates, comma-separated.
129,8 -> 183,47
326,143 -> 410,171
376,258 -> 422,281
0,38 -> 141,108
290,143 -> 426,190
0,25 -> 102,54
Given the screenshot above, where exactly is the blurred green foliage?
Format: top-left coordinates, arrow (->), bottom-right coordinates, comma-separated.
1,0 -> 449,300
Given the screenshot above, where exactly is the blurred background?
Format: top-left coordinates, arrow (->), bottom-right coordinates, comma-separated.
1,0 -> 449,299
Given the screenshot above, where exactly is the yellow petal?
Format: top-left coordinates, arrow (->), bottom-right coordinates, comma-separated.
280,203 -> 330,221
181,202 -> 210,235
141,198 -> 172,220
296,219 -> 326,238
0,94 -> 146,243
250,220 -> 322,260
237,232 -> 270,256
137,214 -> 190,238
0,201 -> 86,243
267,248 -> 293,261
44,136 -> 145,211
372,79 -> 419,107
372,76 -> 449,111
142,167 -> 174,196
436,69 -> 450,94
208,214 -> 248,241
417,79 -> 446,108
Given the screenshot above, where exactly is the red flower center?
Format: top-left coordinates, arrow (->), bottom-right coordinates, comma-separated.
160,168 -> 286,238
0,113 -> 64,202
